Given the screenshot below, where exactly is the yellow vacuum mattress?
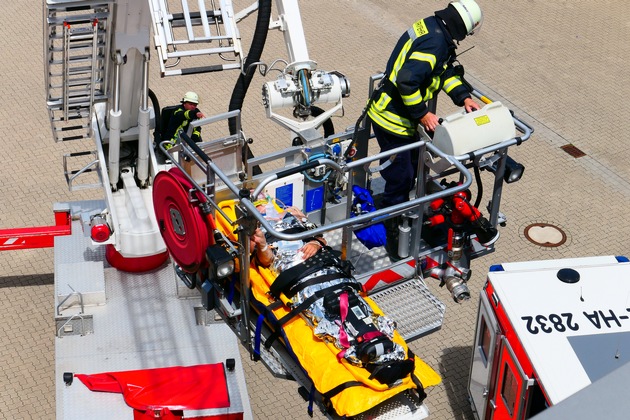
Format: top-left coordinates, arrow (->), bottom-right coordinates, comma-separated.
217,200 -> 441,417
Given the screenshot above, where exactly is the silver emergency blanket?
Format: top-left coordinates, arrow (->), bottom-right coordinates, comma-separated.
265,215 -> 406,367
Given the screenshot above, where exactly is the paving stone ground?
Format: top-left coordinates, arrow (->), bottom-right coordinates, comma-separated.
1,1 -> 629,419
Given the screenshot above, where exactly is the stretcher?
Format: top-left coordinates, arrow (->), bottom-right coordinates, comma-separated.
214,199 -> 441,417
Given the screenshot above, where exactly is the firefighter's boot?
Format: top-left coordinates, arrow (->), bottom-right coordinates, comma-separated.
384,216 -> 402,262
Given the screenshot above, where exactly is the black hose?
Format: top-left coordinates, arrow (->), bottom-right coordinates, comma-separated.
310,106 -> 335,138
149,88 -> 161,142
473,164 -> 483,209
228,0 -> 272,176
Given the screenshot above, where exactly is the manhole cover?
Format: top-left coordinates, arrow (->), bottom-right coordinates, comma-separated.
524,223 -> 567,247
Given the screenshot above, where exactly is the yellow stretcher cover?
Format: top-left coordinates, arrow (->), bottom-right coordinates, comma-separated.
216,200 -> 441,417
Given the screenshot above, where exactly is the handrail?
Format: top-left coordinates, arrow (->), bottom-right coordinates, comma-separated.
165,125 -> 473,243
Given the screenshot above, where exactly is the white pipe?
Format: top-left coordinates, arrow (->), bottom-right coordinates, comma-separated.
109,54 -> 123,190
137,108 -> 150,185
108,109 -> 122,189
136,50 -> 150,186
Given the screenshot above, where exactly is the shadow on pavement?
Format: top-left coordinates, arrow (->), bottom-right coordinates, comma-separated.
0,274 -> 54,288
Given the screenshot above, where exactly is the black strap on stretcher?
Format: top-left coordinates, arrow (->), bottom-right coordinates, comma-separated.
405,349 -> 427,404
264,282 -> 362,350
321,350 -> 427,403
411,373 -> 427,404
269,249 -> 349,299
321,374 -> 426,411
322,380 -> 364,412
253,314 -> 265,361
284,272 -> 348,298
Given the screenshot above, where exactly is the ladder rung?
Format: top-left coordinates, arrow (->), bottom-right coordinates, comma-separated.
63,78 -> 103,87
49,55 -> 106,64
56,124 -> 89,132
47,101 -> 91,110
70,168 -> 96,175
66,42 -> 104,50
66,90 -> 98,99
60,134 -> 89,141
171,10 -> 221,23
68,34 -> 96,42
46,61 -> 99,71
48,69 -> 104,78
67,55 -> 102,64
163,63 -> 241,77
67,67 -> 99,76
166,46 -> 236,59
52,115 -> 86,122
47,11 -> 110,26
47,95 -> 106,108
170,35 -> 233,45
47,61 -> 105,70
68,151 -> 95,157
48,34 -> 108,43
47,105 -> 90,114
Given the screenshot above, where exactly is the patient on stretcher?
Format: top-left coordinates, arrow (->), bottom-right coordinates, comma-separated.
249,204 -> 326,268
248,201 -> 413,384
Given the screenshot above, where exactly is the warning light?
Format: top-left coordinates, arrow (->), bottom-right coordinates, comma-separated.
90,215 -> 111,242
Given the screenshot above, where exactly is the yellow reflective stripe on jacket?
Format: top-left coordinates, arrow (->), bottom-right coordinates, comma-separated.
409,51 -> 436,70
170,108 -> 186,141
389,39 -> 414,83
170,108 -> 201,141
402,90 -> 423,106
372,91 -> 392,110
442,76 -> 463,94
423,76 -> 442,101
367,107 -> 416,137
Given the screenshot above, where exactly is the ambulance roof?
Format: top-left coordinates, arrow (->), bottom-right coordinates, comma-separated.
488,255 -> 630,404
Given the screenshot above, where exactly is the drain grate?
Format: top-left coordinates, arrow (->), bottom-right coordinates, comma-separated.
561,144 -> 586,158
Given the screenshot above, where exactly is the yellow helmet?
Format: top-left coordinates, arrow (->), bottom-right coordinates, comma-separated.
451,0 -> 483,35
181,91 -> 199,104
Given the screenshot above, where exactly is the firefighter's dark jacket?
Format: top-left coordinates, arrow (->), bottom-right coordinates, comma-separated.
164,105 -> 202,142
367,16 -> 470,138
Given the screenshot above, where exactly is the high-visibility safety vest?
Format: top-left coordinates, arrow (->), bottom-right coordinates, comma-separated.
367,17 -> 470,138
165,106 -> 202,143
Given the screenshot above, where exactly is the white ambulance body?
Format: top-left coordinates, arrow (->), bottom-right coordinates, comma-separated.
468,255 -> 630,419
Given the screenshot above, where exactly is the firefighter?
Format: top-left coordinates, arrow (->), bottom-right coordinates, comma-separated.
367,0 -> 483,260
164,91 -> 206,148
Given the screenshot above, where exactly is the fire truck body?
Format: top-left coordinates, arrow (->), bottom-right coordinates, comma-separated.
469,255 -> 630,420
32,0 -> 531,417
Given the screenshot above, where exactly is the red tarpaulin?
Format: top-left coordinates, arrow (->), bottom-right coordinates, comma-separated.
75,363 -> 232,418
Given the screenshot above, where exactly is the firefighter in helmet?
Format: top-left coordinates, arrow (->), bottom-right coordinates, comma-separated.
164,91 -> 206,148
367,0 -> 484,260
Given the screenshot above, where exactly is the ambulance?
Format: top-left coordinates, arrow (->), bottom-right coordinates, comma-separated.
468,255 -> 630,419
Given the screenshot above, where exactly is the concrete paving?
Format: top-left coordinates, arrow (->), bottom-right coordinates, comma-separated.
1,0 -> 629,419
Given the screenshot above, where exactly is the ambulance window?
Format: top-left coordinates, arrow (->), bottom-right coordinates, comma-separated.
478,316 -> 491,365
525,381 -> 549,418
501,362 -> 518,416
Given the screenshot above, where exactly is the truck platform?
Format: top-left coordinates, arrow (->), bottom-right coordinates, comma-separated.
54,201 -> 251,419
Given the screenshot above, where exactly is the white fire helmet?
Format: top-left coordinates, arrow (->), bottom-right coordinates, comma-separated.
181,91 -> 199,104
451,0 -> 483,36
